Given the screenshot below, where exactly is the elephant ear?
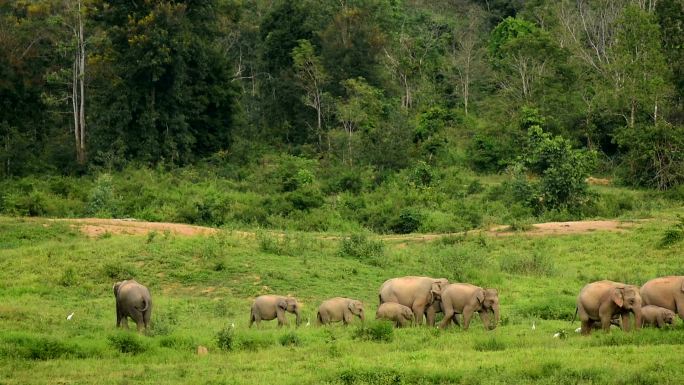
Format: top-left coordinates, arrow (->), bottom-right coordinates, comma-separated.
680,279 -> 684,293
113,282 -> 122,298
348,301 -> 356,312
277,299 -> 288,310
430,281 -> 443,299
612,288 -> 624,307
476,289 -> 485,304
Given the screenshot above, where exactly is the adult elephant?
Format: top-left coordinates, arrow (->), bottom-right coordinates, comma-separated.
379,276 -> 449,325
576,280 -> 642,335
249,295 -> 301,327
113,280 -> 152,332
317,297 -> 365,325
640,276 -> 684,322
438,283 -> 500,330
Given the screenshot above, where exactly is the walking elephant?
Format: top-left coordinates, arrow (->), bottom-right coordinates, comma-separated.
438,283 -> 500,330
376,302 -> 414,327
249,295 -> 301,327
113,280 -> 152,332
640,305 -> 675,328
317,297 -> 365,325
640,276 -> 684,322
379,276 -> 449,325
576,280 -> 642,335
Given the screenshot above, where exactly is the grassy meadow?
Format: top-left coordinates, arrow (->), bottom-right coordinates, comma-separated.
1,207 -> 684,385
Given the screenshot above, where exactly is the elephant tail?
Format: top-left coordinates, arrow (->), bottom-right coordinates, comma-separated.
139,298 -> 149,312
316,311 -> 322,325
571,307 -> 578,324
378,293 -> 383,306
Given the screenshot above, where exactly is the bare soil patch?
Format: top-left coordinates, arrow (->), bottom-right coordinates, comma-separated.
51,218 -> 218,237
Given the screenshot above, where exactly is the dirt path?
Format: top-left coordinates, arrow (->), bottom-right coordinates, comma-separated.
51,218 -> 640,239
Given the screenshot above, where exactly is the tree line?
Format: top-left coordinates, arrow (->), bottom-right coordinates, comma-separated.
1,0 -> 682,190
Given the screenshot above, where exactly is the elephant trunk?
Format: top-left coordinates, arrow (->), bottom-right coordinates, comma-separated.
492,304 -> 501,329
294,306 -> 302,327
360,311 -> 366,322
633,306 -> 642,330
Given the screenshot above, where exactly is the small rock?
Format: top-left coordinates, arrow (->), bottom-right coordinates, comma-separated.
197,345 -> 209,356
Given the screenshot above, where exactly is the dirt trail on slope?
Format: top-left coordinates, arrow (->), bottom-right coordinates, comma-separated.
49,218 -> 640,239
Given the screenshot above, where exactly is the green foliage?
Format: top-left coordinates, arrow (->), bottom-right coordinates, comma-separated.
660,215 -> 684,248
216,327 -> 236,351
513,125 -> 596,212
338,234 -> 384,265
278,332 -> 300,347
473,337 -> 506,352
352,321 -> 394,343
107,333 -> 148,355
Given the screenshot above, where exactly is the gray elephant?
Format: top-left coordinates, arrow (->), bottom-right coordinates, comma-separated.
640,305 -> 675,328
249,295 -> 301,327
376,302 -> 414,327
576,280 -> 642,335
379,276 -> 449,325
438,283 -> 500,330
641,276 -> 684,322
317,297 -> 365,325
113,280 -> 152,332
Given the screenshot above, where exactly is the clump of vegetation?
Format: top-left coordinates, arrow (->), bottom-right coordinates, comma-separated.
278,332 -> 300,347
107,333 -> 148,354
338,234 -> 385,265
352,321 -> 394,342
660,215 -> 684,248
499,252 -> 555,276
473,337 -> 506,352
216,326 -> 236,351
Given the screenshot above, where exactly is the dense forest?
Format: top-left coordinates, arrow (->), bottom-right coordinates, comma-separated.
1,0 -> 683,232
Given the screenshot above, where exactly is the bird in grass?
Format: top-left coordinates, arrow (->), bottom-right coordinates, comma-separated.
553,332 -> 561,338
531,321 -> 536,330
231,322 -> 235,328
66,312 -> 74,321
575,327 -> 582,333
306,318 -> 311,327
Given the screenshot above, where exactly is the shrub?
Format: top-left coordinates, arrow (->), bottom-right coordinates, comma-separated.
352,321 -> 394,342
390,208 -> 422,234
101,262 -> 137,281
499,252 -> 555,276
87,173 -> 117,216
2,336 -> 86,360
278,332 -> 300,347
216,326 -> 236,351
107,332 -> 148,354
58,266 -> 78,287
660,215 -> 684,248
338,234 -> 384,264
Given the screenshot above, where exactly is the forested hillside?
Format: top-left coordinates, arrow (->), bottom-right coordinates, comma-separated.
1,0 -> 682,231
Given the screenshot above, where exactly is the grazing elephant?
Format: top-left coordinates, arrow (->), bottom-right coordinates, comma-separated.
317,297 -> 365,325
640,305 -> 675,328
249,295 -> 301,327
376,302 -> 414,327
640,276 -> 684,322
379,276 -> 449,325
113,280 -> 152,332
576,280 -> 642,335
438,283 -> 500,330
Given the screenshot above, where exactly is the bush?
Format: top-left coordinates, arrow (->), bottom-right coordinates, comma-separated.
499,252 -> 555,276
107,332 -> 148,354
1,335 -> 88,360
101,262 -> 137,281
278,332 -> 300,347
352,321 -> 394,342
660,215 -> 684,248
87,173 -> 117,216
216,327 -> 236,351
390,208 -> 422,234
338,234 -> 385,265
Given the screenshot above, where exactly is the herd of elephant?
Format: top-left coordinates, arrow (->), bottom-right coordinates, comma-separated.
113,275 -> 684,334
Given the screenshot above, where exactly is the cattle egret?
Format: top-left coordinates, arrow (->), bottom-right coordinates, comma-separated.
575,327 -> 582,333
531,322 -> 536,330
231,322 -> 235,328
553,332 -> 560,338
66,312 -> 74,320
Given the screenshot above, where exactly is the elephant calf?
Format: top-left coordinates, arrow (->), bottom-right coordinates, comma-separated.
439,283 -> 500,331
250,295 -> 301,327
317,297 -> 365,325
640,305 -> 675,328
376,302 -> 413,327
576,280 -> 642,335
113,280 -> 152,332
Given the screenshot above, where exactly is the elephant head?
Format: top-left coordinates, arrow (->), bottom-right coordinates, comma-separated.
429,278 -> 449,304
477,288 -> 500,329
348,300 -> 365,321
613,285 -> 642,329
278,297 -> 302,326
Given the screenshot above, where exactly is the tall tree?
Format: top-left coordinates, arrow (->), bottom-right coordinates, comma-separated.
292,39 -> 329,150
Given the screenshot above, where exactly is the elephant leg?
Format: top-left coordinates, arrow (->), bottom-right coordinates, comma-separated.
656,314 -> 664,328
121,316 -> 130,330
675,301 -> 684,322
439,309 -> 456,329
462,307 -> 475,331
276,308 -> 288,327
412,304 -> 426,325
452,313 -> 461,326
143,310 -> 151,329
580,320 -> 592,335
130,311 -> 145,332
249,311 -> 260,328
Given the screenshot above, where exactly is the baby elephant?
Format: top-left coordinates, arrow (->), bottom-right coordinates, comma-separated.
250,295 -> 302,327
641,305 -> 675,328
113,280 -> 152,332
317,297 -> 365,325
376,302 -> 414,327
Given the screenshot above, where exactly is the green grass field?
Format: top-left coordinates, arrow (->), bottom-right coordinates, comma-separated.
1,209 -> 684,385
